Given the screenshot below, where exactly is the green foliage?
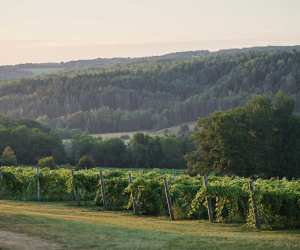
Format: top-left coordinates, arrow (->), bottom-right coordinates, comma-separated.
78,155 -> 95,169
189,177 -> 249,223
128,134 -> 163,169
70,133 -> 192,169
0,117 -> 65,165
1,146 -> 17,166
95,171 -> 129,210
0,116 -> 193,169
73,169 -> 99,200
126,172 -> 165,215
0,167 -> 299,229
39,168 -> 73,201
1,48 -> 300,134
187,93 -> 300,178
168,175 -> 202,219
248,179 -> 300,229
38,156 -> 56,169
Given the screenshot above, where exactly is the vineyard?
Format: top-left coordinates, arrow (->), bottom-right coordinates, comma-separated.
0,167 -> 299,229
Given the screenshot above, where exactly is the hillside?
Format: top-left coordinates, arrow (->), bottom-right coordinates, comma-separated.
0,50 -> 209,80
0,46 -> 300,133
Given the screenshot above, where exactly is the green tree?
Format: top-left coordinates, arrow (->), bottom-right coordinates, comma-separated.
71,134 -> 102,164
1,146 -> 17,166
38,156 -> 56,169
78,155 -> 95,169
187,94 -> 300,178
101,138 -> 128,167
0,117 -> 65,165
128,133 -> 163,168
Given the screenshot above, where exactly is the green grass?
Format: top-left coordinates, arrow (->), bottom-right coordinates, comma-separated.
0,201 -> 299,250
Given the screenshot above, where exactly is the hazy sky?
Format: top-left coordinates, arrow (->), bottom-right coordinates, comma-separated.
1,0 -> 300,65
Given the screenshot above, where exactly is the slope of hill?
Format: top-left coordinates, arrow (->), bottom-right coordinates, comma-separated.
0,50 -> 209,80
0,46 -> 299,133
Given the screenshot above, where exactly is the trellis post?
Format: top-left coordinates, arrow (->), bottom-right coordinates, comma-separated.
36,166 -> 41,201
71,169 -> 80,205
163,176 -> 175,221
99,169 -> 106,208
203,175 -> 213,223
128,172 -> 137,214
249,178 -> 261,229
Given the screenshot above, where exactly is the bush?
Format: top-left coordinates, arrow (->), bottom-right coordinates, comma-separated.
78,155 -> 95,169
1,146 -> 17,166
38,156 -> 56,169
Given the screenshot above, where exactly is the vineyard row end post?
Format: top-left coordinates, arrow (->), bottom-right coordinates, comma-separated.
71,169 -> 80,205
163,176 -> 175,221
249,178 -> 261,229
203,175 -> 213,223
36,166 -> 40,201
128,172 -> 137,214
99,169 -> 106,208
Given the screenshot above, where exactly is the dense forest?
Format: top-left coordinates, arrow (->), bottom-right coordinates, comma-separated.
0,46 -> 300,133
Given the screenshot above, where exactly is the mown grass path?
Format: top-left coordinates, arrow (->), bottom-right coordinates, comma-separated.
0,201 -> 299,250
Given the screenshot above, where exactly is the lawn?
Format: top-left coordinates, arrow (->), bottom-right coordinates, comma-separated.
0,201 -> 299,250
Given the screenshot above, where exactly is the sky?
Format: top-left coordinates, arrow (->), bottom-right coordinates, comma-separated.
1,0 -> 300,65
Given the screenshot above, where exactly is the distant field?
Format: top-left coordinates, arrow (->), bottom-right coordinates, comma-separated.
0,201 -> 299,250
92,121 -> 196,140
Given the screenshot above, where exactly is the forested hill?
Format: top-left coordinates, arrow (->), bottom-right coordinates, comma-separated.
0,50 -> 209,80
0,46 -> 300,133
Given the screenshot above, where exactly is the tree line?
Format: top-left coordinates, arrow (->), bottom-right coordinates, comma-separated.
0,116 -> 194,169
67,133 -> 194,169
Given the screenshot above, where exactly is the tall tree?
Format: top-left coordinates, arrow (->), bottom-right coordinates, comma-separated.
187,93 -> 300,178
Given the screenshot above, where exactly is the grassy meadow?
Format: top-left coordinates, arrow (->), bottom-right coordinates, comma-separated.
0,201 -> 299,250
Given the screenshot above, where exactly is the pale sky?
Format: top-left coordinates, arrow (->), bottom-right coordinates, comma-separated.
1,0 -> 300,65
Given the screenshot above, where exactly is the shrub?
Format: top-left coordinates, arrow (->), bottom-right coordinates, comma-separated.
78,155 -> 95,169
1,146 -> 17,166
38,156 -> 56,169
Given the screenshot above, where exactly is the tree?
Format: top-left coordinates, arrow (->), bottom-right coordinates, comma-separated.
128,133 -> 163,168
101,138 -> 128,167
187,94 -> 300,178
78,155 -> 95,169
0,117 -> 66,165
1,146 -> 17,166
38,156 -> 56,169
70,134 -> 102,165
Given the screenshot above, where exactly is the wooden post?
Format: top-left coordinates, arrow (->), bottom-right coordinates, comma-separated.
163,177 -> 175,221
99,170 -> 106,208
128,173 -> 137,214
36,166 -> 40,201
71,169 -> 80,205
249,178 -> 260,229
203,175 -> 213,223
